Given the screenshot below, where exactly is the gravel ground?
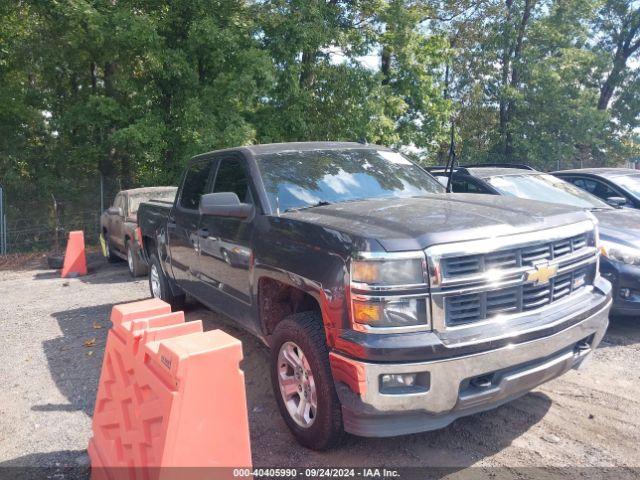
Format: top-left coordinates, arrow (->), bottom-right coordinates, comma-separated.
0,257 -> 639,478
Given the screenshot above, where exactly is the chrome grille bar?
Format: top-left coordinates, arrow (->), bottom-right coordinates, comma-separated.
426,220 -> 599,331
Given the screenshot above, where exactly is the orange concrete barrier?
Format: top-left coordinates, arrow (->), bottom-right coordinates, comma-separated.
61,230 -> 88,278
88,299 -> 252,480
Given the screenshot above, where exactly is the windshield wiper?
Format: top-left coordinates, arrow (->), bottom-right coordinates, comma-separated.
284,201 -> 332,213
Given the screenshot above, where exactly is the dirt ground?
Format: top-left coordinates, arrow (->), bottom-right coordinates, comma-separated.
0,256 -> 639,478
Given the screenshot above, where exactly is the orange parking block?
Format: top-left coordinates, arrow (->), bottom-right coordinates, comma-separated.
109,298 -> 172,327
61,230 -> 88,278
88,299 -> 252,480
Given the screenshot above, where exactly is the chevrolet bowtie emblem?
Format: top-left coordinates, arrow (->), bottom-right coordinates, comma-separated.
525,262 -> 558,285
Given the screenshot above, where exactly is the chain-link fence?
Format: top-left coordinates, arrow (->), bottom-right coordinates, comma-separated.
552,159 -> 638,171
0,183 -> 7,255
1,176 -> 124,254
1,158 -> 638,256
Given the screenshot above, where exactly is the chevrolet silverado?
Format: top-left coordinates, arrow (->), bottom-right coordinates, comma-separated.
138,142 -> 611,450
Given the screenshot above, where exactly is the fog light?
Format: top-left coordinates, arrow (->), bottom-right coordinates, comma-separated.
379,372 -> 430,394
620,288 -> 631,299
381,374 -> 416,388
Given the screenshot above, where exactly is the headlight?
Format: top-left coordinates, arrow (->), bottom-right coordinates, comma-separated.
351,258 -> 424,286
350,255 -> 429,330
600,240 -> 640,266
352,296 -> 429,328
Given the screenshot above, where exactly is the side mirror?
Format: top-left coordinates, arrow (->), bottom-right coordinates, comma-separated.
199,192 -> 253,219
108,207 -> 123,216
606,196 -> 626,208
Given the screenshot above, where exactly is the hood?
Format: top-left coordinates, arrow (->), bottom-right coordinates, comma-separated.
593,208 -> 640,247
280,194 -> 592,251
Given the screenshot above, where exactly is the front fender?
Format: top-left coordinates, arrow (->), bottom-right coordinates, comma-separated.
253,264 -> 348,349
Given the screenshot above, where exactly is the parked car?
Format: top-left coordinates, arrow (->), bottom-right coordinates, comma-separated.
138,142 -> 610,450
553,168 -> 640,209
429,165 -> 640,316
100,187 -> 177,277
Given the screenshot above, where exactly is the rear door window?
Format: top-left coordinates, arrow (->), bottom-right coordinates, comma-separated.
593,180 -> 620,199
212,157 -> 254,204
180,160 -> 214,210
571,178 -> 597,194
572,178 -> 618,200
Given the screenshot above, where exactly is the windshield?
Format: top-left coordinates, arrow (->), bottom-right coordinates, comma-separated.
486,173 -> 611,210
128,188 -> 177,214
256,149 -> 444,212
613,174 -> 640,198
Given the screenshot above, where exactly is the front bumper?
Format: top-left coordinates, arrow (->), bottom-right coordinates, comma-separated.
332,289 -> 611,437
601,258 -> 640,316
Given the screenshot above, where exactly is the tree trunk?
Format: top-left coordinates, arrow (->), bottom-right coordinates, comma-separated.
499,0 -> 514,156
104,62 -> 117,98
598,49 -> 628,110
299,49 -> 318,88
504,0 -> 534,157
381,46 -> 391,85
500,0 -> 535,159
298,0 -> 339,89
597,7 -> 640,110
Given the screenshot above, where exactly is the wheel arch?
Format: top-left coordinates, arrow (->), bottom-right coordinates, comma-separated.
257,272 -> 326,340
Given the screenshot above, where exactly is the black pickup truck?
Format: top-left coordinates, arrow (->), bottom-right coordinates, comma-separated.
138,142 -> 611,450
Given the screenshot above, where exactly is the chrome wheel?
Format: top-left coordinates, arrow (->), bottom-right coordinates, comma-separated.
277,341 -> 317,428
150,264 -> 161,298
127,247 -> 134,273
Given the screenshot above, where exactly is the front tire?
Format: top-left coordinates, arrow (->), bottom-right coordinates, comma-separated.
148,253 -> 185,310
105,235 -> 119,264
270,311 -> 344,450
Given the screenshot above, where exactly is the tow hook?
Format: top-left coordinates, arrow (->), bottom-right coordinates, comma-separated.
574,339 -> 591,355
470,375 -> 494,389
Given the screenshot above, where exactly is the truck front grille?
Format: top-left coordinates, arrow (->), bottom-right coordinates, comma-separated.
441,233 -> 588,278
446,267 -> 590,326
426,222 -> 598,330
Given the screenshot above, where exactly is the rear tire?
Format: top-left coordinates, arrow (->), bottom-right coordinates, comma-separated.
126,241 -> 147,278
148,253 -> 185,310
270,311 -> 344,450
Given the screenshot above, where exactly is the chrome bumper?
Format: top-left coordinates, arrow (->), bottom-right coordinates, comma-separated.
336,296 -> 611,437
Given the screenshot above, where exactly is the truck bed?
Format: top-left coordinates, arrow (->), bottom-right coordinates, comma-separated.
137,200 -> 173,241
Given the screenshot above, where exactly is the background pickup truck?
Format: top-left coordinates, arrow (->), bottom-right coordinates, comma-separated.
138,142 -> 612,450
100,187 -> 176,276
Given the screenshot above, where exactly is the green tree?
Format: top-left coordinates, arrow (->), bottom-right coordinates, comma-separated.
595,1 -> 640,113
256,0 -> 450,150
432,0 -> 637,167
2,0 -> 640,252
